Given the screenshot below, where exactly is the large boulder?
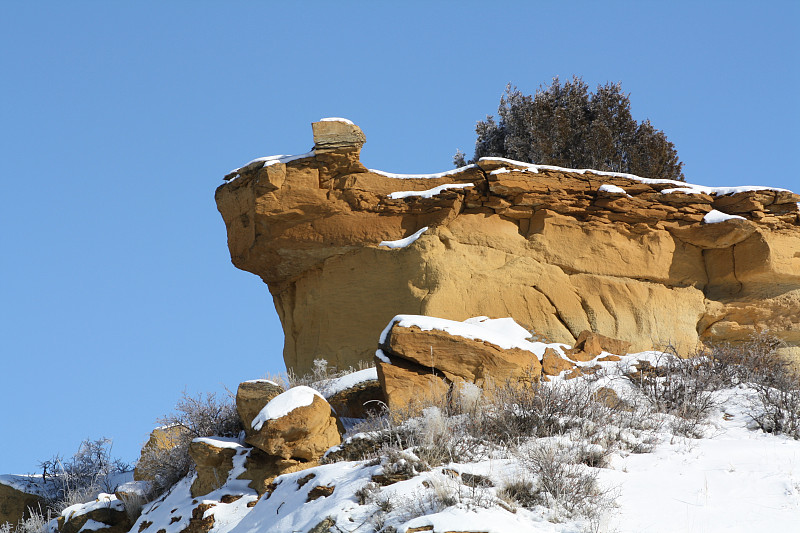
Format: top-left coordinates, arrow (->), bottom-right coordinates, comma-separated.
376,316 -> 551,411
245,387 -> 342,461
134,424 -> 188,482
216,120 -> 800,374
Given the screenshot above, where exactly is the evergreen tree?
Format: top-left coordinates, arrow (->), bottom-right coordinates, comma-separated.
467,77 -> 684,181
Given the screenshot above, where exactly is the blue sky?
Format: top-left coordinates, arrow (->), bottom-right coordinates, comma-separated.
1,1 -> 798,475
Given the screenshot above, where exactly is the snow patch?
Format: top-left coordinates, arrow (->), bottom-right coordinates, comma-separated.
379,227 -> 428,249
251,386 -> 325,430
703,209 -> 747,224
322,367 -> 379,398
192,436 -> 244,449
388,183 -> 474,200
369,164 -> 478,180
599,184 -> 630,195
479,156 -> 795,195
319,117 -> 354,125
379,315 -> 565,358
375,349 -> 391,364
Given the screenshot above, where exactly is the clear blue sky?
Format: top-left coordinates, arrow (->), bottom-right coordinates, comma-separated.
1,1 -> 798,475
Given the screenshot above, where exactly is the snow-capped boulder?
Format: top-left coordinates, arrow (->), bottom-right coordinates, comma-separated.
376,316 -> 550,411
245,387 -> 342,461
235,379 -> 284,438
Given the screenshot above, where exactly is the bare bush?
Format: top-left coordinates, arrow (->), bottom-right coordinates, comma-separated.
38,438 -> 129,513
136,390 -> 241,496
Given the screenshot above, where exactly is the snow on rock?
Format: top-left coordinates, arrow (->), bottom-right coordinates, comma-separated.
379,226 -> 428,249
703,209 -> 747,224
369,164 -> 478,180
387,183 -> 474,200
225,151 -> 316,182
78,519 -> 111,532
380,315 -> 565,358
479,156 -> 795,195
251,386 -> 325,431
375,348 -> 391,363
61,494 -> 124,521
598,183 -> 630,195
321,367 -> 378,398
242,378 -> 280,386
192,436 -> 244,449
319,117 -> 354,125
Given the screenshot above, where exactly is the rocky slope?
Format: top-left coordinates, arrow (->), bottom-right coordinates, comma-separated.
215,119 -> 800,375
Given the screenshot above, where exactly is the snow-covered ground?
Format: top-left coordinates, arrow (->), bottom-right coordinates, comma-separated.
117,348 -> 800,533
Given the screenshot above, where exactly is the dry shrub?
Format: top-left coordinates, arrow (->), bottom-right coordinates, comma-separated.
136,391 -> 241,496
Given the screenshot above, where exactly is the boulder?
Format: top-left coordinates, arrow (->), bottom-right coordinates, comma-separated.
541,348 -> 575,376
374,351 -> 450,412
245,387 -> 342,461
383,323 -> 542,386
216,121 -> 800,373
188,438 -> 240,497
236,380 -> 284,438
0,478 -> 44,531
565,330 -> 632,362
376,316 -> 549,410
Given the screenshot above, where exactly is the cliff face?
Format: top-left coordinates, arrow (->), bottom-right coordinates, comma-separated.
215,120 -> 800,374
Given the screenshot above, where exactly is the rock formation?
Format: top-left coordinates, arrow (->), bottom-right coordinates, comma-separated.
216,120 -> 800,375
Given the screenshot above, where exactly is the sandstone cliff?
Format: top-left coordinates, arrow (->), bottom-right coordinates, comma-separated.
215,119 -> 800,374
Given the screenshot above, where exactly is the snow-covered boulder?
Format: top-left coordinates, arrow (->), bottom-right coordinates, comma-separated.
245,387 -> 342,461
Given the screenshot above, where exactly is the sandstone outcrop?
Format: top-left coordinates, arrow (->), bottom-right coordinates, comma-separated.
216,120 -> 800,374
134,425 -> 187,482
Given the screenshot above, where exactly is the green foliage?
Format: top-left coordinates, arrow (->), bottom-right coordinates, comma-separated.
467,76 -> 685,181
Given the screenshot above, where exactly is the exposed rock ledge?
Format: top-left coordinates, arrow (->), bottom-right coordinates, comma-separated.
215,119 -> 800,374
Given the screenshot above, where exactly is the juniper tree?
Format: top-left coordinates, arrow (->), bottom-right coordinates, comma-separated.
466,76 -> 684,181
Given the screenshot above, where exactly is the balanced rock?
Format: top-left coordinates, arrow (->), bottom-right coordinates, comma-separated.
216,120 -> 800,374
236,379 -> 284,438
245,386 -> 342,461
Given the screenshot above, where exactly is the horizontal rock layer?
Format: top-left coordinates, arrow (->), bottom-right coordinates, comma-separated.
216,121 -> 800,374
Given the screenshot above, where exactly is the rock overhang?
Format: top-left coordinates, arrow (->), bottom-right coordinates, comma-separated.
215,119 -> 800,374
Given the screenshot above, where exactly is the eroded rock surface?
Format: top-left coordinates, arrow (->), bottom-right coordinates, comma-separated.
216,121 -> 800,374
